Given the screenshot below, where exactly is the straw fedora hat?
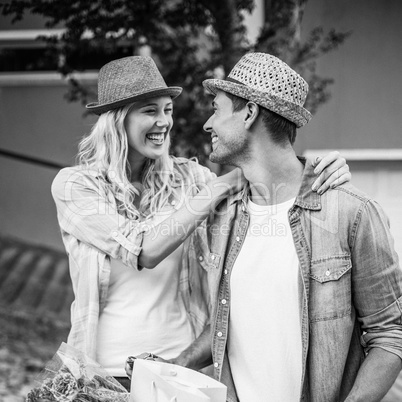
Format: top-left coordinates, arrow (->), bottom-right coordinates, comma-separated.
203,52 -> 312,128
86,56 -> 182,115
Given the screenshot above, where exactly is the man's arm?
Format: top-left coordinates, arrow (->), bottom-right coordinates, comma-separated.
348,199 -> 402,400
125,325 -> 213,378
345,348 -> 402,402
169,324 -> 213,370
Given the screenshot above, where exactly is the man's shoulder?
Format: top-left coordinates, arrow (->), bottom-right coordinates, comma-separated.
330,182 -> 372,204
319,182 -> 385,220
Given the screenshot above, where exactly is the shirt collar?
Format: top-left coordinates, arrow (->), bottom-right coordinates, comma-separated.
293,157 -> 321,211
229,182 -> 249,206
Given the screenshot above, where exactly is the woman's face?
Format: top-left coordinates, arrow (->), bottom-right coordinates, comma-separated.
125,96 -> 173,160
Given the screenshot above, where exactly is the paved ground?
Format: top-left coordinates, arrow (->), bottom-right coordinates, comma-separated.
1,234 -> 401,401
0,235 -> 71,401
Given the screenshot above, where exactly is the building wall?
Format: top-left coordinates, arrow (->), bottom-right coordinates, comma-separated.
295,0 -> 402,153
0,77 -> 96,250
0,1 -> 401,252
298,0 -> 402,260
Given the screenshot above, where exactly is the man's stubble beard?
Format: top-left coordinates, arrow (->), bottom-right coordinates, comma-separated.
209,137 -> 251,167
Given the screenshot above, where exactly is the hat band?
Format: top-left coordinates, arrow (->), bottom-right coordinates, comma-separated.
226,77 -> 246,86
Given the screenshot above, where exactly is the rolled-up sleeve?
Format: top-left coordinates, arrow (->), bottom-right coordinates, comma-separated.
51,167 -> 146,270
352,199 -> 402,359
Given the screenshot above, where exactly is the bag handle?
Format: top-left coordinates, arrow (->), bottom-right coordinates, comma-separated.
151,380 -> 177,402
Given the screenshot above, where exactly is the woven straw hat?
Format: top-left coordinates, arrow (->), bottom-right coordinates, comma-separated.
86,56 -> 182,115
203,53 -> 312,127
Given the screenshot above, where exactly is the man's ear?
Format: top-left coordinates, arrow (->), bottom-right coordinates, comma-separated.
244,102 -> 259,130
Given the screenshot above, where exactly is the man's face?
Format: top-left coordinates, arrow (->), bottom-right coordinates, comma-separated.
203,91 -> 249,165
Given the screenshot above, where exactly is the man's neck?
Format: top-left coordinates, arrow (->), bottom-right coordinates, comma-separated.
241,146 -> 304,206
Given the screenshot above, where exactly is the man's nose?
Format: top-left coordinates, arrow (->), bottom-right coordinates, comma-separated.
203,116 -> 212,133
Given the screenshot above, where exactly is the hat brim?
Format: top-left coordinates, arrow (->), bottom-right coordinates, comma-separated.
203,79 -> 311,128
86,86 -> 182,115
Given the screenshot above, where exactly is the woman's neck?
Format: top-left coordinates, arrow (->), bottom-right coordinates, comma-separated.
127,148 -> 147,183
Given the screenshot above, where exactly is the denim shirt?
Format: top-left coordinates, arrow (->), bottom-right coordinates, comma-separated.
206,158 -> 402,402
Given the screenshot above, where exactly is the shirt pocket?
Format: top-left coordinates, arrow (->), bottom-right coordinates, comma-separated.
195,250 -> 221,273
309,255 -> 352,322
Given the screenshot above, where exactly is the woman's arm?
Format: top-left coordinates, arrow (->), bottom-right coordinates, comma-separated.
139,168 -> 245,268
52,152 -> 350,270
139,151 -> 351,268
51,166 -> 244,270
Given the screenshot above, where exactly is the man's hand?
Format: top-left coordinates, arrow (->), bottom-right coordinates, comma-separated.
125,325 -> 213,379
345,348 -> 402,401
311,151 -> 351,194
125,353 -> 167,379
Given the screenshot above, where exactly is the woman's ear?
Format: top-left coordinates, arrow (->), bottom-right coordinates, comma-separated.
244,102 -> 259,130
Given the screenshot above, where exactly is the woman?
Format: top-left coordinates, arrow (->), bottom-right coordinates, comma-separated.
51,56 -> 350,389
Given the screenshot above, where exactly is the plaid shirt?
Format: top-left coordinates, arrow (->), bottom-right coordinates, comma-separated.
51,156 -> 215,359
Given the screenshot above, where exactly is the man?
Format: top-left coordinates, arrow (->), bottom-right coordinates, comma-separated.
171,53 -> 402,401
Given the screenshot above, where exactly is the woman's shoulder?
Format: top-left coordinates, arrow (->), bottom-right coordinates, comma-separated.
51,165 -> 102,195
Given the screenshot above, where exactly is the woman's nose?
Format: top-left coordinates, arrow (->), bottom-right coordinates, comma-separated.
156,118 -> 168,128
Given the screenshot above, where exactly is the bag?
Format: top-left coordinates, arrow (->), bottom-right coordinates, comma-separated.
26,342 -> 129,402
130,360 -> 227,402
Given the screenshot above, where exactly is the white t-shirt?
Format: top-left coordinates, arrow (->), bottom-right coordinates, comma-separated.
228,197 -> 302,402
96,208 -> 193,376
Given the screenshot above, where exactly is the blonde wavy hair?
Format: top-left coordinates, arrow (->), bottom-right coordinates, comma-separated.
77,103 -> 182,219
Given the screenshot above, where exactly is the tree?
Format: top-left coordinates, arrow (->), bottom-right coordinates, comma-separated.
1,0 -> 349,168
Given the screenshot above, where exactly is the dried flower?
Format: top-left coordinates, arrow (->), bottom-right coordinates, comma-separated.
26,384 -> 56,402
51,372 -> 79,401
26,388 -> 41,402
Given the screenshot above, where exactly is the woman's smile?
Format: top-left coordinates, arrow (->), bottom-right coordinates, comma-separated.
146,132 -> 166,145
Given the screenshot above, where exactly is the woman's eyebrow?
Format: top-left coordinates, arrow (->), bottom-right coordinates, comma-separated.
139,102 -> 158,107
139,102 -> 173,108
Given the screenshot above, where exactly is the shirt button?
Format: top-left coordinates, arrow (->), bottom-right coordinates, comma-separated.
198,255 -> 203,262
112,230 -> 118,237
224,269 -> 228,275
217,331 -> 223,337
214,362 -> 219,368
211,255 -> 216,260
241,205 -> 245,212
221,299 -> 227,305
236,236 -> 240,242
325,270 -> 331,276
171,200 -> 176,206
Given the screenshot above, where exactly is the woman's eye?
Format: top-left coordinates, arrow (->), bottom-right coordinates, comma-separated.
165,108 -> 173,114
144,109 -> 156,114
